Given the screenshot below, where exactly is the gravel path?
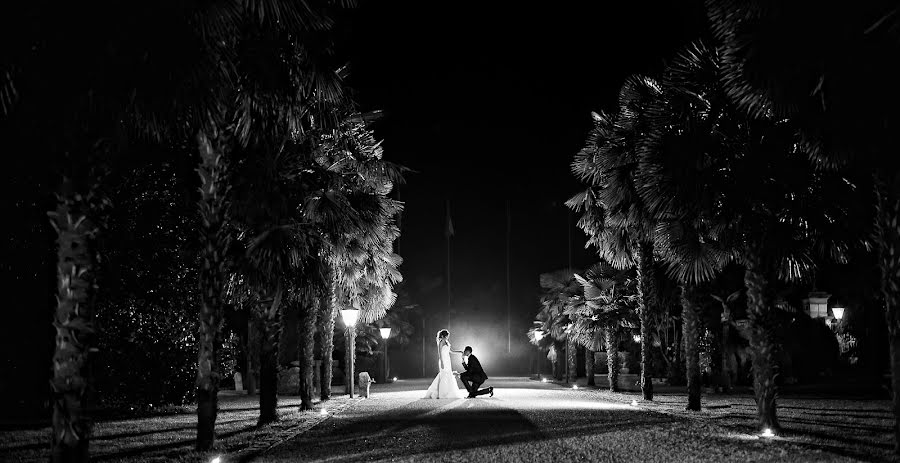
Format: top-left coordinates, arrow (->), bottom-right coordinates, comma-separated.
256,377 -> 869,463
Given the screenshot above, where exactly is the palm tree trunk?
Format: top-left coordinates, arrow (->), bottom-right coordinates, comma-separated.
874,179 -> 900,452
636,241 -> 656,400
681,286 -> 702,411
709,314 -> 724,393
320,267 -> 338,400
246,318 -> 258,395
554,342 -> 564,380
258,305 -> 280,426
298,298 -> 317,410
49,178 -> 98,463
721,305 -> 732,393
585,349 -> 595,386
195,130 -> 231,450
566,335 -> 577,383
743,251 -> 780,433
606,326 -> 620,392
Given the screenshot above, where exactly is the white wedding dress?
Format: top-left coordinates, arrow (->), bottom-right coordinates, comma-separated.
424,344 -> 465,399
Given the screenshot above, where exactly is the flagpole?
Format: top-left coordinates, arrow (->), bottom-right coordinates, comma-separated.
446,199 -> 452,329
506,199 -> 511,354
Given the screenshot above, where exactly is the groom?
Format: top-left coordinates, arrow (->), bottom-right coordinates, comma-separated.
455,346 -> 493,398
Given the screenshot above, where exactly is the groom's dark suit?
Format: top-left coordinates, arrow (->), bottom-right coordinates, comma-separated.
459,354 -> 491,398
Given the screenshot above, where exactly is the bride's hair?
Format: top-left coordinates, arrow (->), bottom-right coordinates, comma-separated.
435,329 -> 449,347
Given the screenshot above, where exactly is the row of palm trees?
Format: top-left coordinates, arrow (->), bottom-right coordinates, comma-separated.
540,1 -> 900,451
1,1 -> 406,461
566,40 -> 862,430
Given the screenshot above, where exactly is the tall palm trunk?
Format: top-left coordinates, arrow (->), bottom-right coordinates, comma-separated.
708,316 -> 724,392
681,286 -> 702,411
606,326 -> 620,392
257,302 -> 281,426
553,342 -> 564,380
49,177 -> 98,463
320,267 -> 338,400
246,317 -> 259,395
298,297 -> 317,410
875,178 -> 900,452
566,335 -> 577,383
585,349 -> 595,386
195,131 -> 231,450
636,241 -> 656,400
721,303 -> 733,393
743,249 -> 780,433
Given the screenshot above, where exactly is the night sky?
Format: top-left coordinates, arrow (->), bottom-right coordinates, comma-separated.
341,1 -> 708,373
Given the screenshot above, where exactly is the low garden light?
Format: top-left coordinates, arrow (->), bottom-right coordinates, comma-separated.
542,378 -> 549,383
340,308 -> 360,398
210,456 -> 222,463
392,376 -> 398,382
760,428 -> 775,438
631,400 -> 638,407
320,408 -> 328,416
572,384 -> 578,390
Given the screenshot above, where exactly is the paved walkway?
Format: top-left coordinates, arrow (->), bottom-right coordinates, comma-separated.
255,377 -> 865,462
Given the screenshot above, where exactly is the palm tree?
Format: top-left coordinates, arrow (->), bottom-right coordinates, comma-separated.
568,75 -> 665,400
311,117 -> 405,400
536,269 -> 583,382
707,1 -> 900,443
641,40 -> 861,424
569,262 -> 640,392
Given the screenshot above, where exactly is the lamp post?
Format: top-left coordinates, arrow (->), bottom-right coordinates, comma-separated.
341,308 -> 359,398
380,327 -> 392,383
534,330 -> 544,378
565,323 -> 573,383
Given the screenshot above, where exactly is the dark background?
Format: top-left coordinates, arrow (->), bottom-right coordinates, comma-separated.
342,1 -> 707,375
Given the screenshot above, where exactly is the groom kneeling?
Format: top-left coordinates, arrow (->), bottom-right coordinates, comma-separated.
455,346 -> 493,399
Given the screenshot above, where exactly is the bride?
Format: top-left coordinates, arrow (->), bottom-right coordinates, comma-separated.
424,329 -> 465,399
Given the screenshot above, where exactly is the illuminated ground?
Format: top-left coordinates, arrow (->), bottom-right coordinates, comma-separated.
255,377 -> 865,463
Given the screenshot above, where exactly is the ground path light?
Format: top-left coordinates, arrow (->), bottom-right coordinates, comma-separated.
761,428 -> 775,438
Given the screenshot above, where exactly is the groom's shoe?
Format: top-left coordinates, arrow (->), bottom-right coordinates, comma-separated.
489,387 -> 494,397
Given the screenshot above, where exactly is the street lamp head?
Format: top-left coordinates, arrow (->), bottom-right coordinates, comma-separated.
380,327 -> 392,339
340,308 -> 359,327
832,307 -> 845,320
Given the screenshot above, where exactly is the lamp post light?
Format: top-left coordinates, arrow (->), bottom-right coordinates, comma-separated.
829,306 -> 845,332
380,327 -> 392,383
340,308 -> 360,398
832,307 -> 845,322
